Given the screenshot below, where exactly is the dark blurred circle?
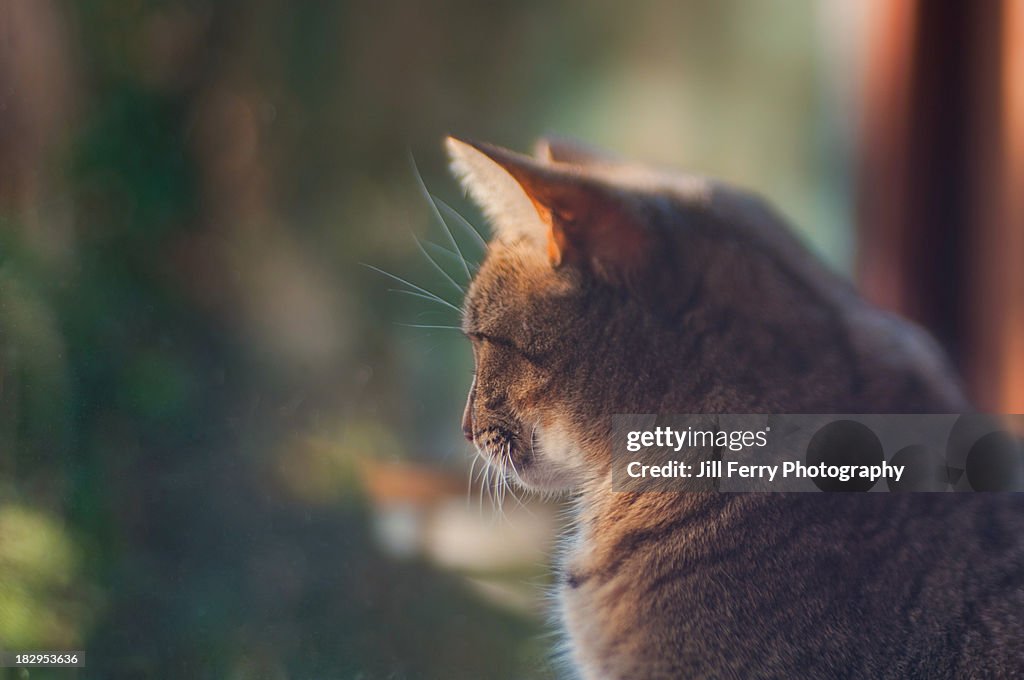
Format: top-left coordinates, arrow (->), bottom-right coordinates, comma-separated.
945,414 -> 1005,472
964,431 -> 1024,491
805,420 -> 884,492
887,444 -> 949,492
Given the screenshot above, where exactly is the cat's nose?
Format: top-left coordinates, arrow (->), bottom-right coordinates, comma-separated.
462,377 -> 476,442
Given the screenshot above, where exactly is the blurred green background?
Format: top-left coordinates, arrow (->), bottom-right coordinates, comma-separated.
0,1 -> 860,678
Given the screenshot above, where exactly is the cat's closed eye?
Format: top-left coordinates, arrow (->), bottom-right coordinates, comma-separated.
468,331 -> 543,365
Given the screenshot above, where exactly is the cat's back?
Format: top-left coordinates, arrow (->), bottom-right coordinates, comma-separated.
560,176 -> 1017,679
563,491 -> 1024,679
672,176 -> 969,414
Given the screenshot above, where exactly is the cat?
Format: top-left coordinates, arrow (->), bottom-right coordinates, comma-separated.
445,135 -> 1024,679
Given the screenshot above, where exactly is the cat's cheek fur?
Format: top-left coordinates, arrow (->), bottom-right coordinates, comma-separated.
516,422 -> 589,491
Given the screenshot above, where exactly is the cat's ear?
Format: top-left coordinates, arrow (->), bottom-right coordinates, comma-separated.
445,136 -> 649,278
534,135 -> 620,166
445,136 -> 553,250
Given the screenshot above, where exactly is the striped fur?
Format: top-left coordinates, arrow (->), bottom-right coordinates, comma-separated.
449,137 -> 1024,679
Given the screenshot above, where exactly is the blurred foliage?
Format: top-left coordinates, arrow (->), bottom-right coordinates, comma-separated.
0,505 -> 92,651
0,0 -> 850,677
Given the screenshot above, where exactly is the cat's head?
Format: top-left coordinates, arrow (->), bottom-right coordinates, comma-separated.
449,136 -> 687,493
446,136 -> 906,493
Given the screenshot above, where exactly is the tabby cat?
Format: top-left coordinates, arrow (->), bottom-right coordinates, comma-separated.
446,136 -> 1024,679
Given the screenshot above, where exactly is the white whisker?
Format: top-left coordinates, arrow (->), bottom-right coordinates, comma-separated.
476,462 -> 484,517
497,443 -> 507,518
387,288 -> 460,310
362,263 -> 461,313
489,453 -> 503,522
413,234 -> 464,295
466,454 -> 478,509
421,239 -> 466,266
505,448 -> 533,515
409,153 -> 472,280
395,322 -> 462,331
434,195 -> 488,251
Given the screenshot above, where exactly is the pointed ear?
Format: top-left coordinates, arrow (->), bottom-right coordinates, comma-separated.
445,136 -> 551,249
445,136 -> 650,279
534,135 -> 620,166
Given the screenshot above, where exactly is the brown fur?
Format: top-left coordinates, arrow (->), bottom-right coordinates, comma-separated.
448,136 -> 1024,679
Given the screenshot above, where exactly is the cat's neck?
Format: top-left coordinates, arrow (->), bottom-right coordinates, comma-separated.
567,479 -> 742,575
